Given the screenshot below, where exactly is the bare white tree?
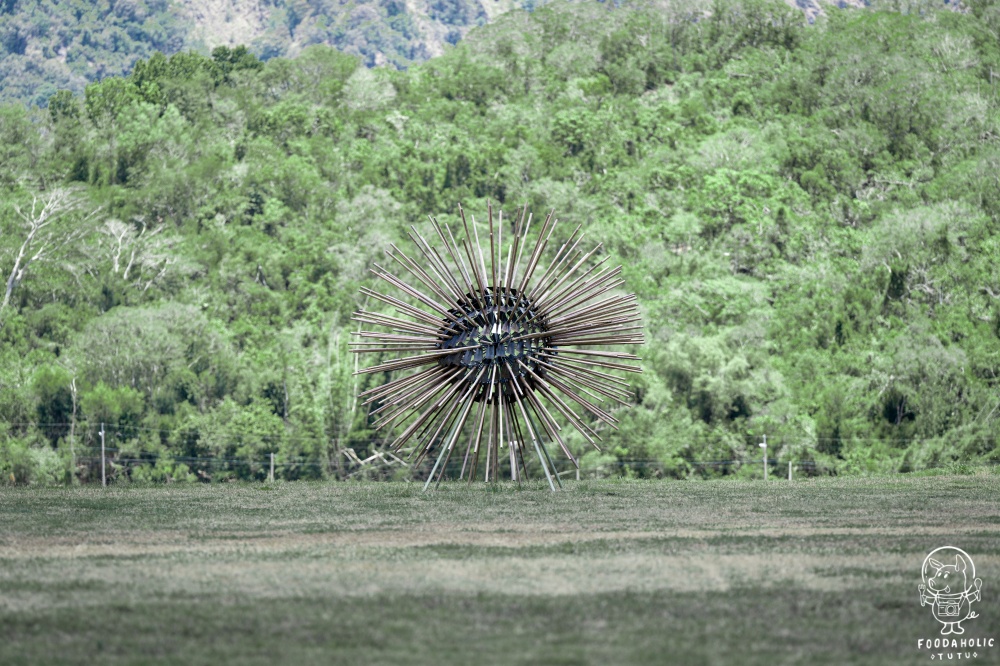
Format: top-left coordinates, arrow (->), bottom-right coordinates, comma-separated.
91,214 -> 186,296
101,219 -> 135,276
1,189 -> 98,312
98,217 -> 170,283
137,236 -> 181,293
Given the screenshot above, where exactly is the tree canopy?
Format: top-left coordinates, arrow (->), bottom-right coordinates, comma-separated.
1,0 -> 998,483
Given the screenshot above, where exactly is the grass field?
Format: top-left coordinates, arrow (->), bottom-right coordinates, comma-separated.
1,475 -> 999,665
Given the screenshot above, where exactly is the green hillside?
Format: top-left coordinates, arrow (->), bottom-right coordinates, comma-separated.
1,0 -> 998,484
0,0 -> 527,107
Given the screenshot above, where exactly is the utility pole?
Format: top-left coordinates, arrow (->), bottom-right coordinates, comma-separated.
759,434 -> 767,481
100,422 -> 106,487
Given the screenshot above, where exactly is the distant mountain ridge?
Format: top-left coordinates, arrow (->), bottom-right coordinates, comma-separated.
0,0 -> 526,105
1,0 -> 862,107
173,0 -> 525,65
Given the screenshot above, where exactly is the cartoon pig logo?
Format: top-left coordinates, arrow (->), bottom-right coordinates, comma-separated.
919,547 -> 983,635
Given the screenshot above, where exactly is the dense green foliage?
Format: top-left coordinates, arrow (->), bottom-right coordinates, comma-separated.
1,0 -> 998,483
0,0 -> 189,106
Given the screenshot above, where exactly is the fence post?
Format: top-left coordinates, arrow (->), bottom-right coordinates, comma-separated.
269,452 -> 275,483
788,460 -> 792,481
100,422 -> 106,487
759,434 -> 767,481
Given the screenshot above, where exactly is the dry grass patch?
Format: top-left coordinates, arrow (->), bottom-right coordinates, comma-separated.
1,476 -> 998,665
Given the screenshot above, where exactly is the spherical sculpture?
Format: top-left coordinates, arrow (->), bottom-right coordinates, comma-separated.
353,204 -> 643,490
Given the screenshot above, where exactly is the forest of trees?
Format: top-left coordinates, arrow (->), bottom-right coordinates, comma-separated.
1,0 -> 998,484
0,0 -> 521,107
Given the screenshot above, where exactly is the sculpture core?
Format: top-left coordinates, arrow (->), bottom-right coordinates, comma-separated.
437,288 -> 550,400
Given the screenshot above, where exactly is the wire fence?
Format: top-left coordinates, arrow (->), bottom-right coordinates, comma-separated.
8,421 -> 995,447
3,423 -> 996,485
32,445 -> 1000,486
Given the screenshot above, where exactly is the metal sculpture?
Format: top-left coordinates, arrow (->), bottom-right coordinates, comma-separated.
352,204 -> 643,490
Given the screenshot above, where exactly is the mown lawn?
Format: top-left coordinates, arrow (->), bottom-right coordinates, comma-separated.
1,475 -> 998,665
